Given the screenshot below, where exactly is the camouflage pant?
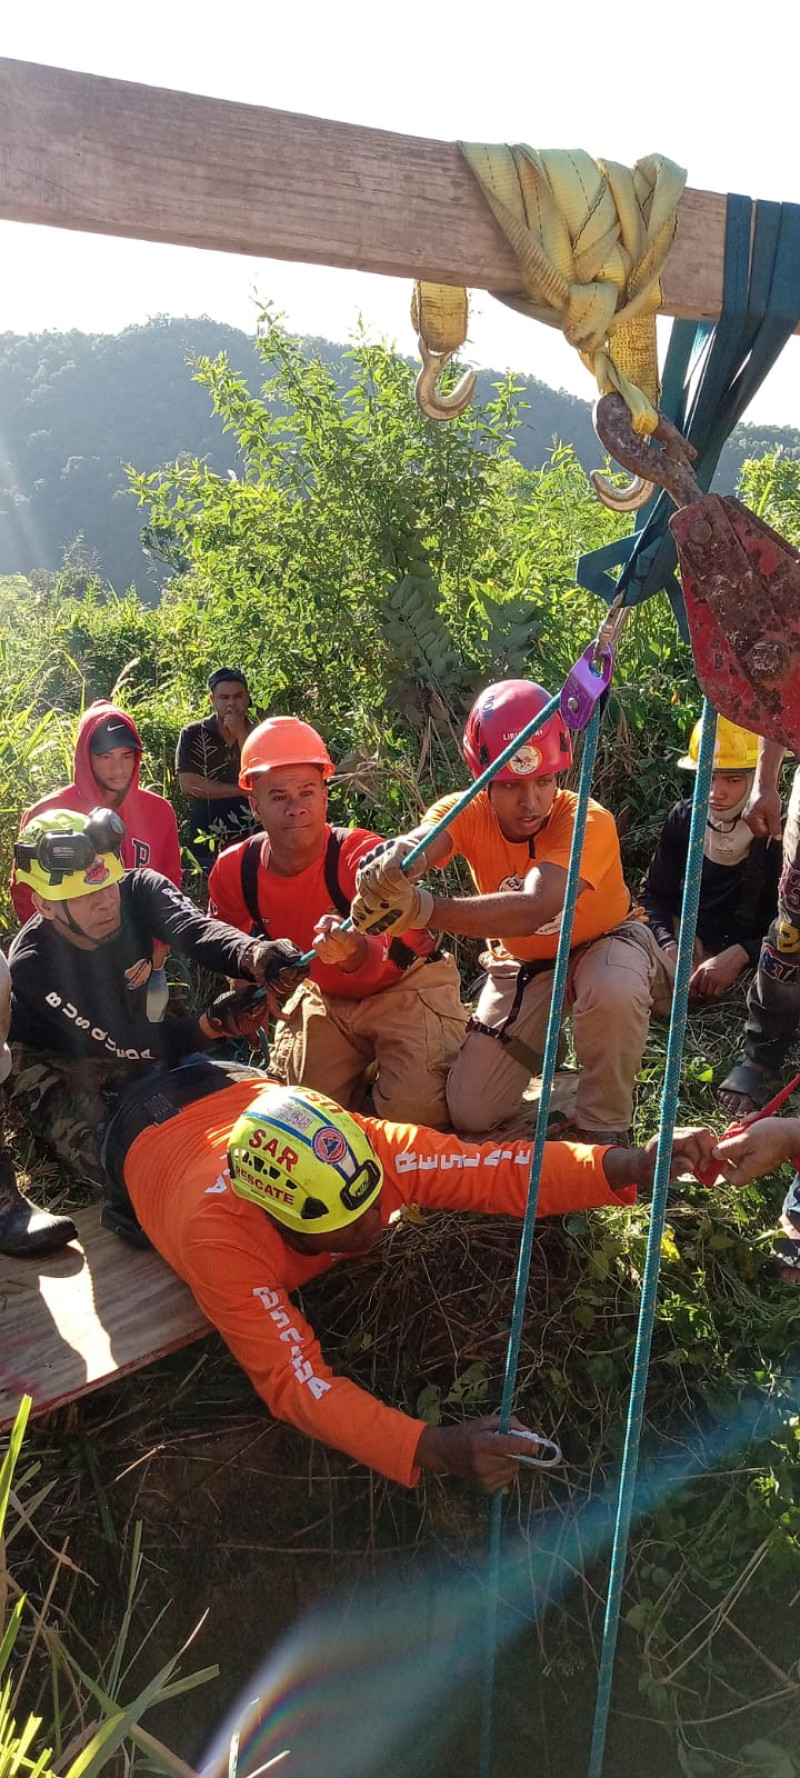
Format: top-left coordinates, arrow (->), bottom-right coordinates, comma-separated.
8,1044 -> 146,1190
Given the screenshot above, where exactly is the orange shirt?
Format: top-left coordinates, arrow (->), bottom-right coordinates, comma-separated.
124,1075 -> 634,1488
208,826 -> 434,999
424,787 -> 632,964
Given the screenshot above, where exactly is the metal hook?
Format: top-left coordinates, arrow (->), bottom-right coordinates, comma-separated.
589,468 -> 654,514
592,392 -> 702,510
415,335 -> 477,422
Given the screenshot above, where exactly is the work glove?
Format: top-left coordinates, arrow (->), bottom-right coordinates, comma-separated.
351,866 -> 435,938
354,835 -> 420,892
244,938 -> 310,1001
205,984 -> 271,1041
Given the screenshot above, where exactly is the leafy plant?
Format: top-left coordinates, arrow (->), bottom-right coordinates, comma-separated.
1,1397 -> 216,1778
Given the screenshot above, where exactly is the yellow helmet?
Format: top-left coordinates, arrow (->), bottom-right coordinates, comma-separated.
14,808 -> 125,901
228,1084 -> 383,1235
678,715 -> 760,773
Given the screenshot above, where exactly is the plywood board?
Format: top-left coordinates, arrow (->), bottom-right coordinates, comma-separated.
0,1208 -> 209,1431
0,57 -> 752,326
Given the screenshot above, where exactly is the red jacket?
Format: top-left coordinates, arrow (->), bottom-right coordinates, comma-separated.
11,701 -> 182,925
124,1075 -> 634,1487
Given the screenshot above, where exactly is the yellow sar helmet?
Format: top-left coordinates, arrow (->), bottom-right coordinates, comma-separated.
14,808 -> 125,902
678,715 -> 760,774
228,1084 -> 383,1235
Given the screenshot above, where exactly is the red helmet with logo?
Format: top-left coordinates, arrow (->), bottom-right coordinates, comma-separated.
462,680 -> 572,784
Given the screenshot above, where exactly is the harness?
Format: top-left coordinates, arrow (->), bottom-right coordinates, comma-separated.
238,829 -> 423,973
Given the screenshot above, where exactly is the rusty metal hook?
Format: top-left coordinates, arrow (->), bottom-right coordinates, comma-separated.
593,392 -> 702,510
590,468 -> 654,513
415,335 -> 477,422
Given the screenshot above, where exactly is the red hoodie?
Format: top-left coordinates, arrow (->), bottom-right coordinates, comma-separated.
11,701 -> 182,925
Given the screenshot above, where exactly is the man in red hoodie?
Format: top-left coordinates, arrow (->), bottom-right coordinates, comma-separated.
11,701 -> 182,926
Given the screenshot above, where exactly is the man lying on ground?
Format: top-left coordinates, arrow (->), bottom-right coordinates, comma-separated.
3,808 -> 307,1253
99,1055 -> 719,1492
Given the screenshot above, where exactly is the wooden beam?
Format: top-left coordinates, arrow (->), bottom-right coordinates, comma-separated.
0,1208 -> 209,1430
0,56 -> 731,322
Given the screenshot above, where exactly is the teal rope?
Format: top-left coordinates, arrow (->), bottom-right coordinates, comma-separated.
295,696 -> 562,965
479,703 -> 604,1778
586,698 -> 717,1778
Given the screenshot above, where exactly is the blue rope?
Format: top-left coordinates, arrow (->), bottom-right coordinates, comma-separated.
586,698 -> 717,1778
295,695 -> 562,966
479,703 -> 604,1778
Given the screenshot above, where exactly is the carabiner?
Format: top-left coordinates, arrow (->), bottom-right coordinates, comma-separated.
506,1428 -> 563,1470
415,335 -> 477,422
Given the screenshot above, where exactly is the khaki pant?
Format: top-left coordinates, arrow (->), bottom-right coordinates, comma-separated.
647,920 -> 715,1019
270,954 -> 468,1129
446,922 -> 656,1136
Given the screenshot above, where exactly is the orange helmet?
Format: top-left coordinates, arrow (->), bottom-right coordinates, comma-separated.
239,718 -> 335,791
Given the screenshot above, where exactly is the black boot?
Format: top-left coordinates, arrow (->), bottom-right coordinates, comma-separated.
0,1146 -> 77,1257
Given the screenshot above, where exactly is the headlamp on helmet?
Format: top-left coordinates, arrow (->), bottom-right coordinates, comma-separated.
228,1084 -> 383,1236
14,808 -> 126,900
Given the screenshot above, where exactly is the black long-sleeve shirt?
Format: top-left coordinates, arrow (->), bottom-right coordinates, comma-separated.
8,869 -> 256,1066
641,800 -> 782,967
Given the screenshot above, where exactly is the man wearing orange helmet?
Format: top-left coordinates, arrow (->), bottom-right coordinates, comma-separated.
642,715 -> 781,1015
100,1056 -> 718,1487
351,680 -> 655,1145
207,717 -> 467,1127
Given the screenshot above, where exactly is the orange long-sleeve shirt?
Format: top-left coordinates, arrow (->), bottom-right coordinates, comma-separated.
123,1076 -> 634,1487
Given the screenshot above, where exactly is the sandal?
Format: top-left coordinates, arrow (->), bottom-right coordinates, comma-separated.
717,1059 -> 781,1118
769,1235 -> 800,1283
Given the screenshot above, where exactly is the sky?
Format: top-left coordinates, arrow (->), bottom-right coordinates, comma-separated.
3,0 -> 800,426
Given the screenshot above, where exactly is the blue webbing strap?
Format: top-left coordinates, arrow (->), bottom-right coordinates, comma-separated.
577,196 -> 800,637
479,703 -> 604,1778
586,700 -> 717,1778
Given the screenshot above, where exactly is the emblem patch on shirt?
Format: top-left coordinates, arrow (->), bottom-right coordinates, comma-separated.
124,957 -> 153,990
498,874 -> 525,894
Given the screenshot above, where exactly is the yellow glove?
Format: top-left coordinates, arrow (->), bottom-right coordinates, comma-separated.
351,865 -> 435,938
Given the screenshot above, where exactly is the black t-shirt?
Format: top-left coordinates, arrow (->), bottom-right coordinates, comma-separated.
642,799 -> 782,966
175,716 -> 257,865
9,869 -> 255,1066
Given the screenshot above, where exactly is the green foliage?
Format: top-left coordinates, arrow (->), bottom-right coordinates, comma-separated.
738,449 -> 800,544
4,319 -> 800,1766
1,1398 -> 216,1778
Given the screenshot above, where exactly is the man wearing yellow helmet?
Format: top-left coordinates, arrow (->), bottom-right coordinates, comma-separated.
719,735 -> 800,1116
642,715 -> 782,1013
4,808 -> 308,1249
100,1057 -> 717,1490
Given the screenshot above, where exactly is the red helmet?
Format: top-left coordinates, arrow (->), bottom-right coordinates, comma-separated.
239,718 -> 335,791
463,680 -> 572,783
